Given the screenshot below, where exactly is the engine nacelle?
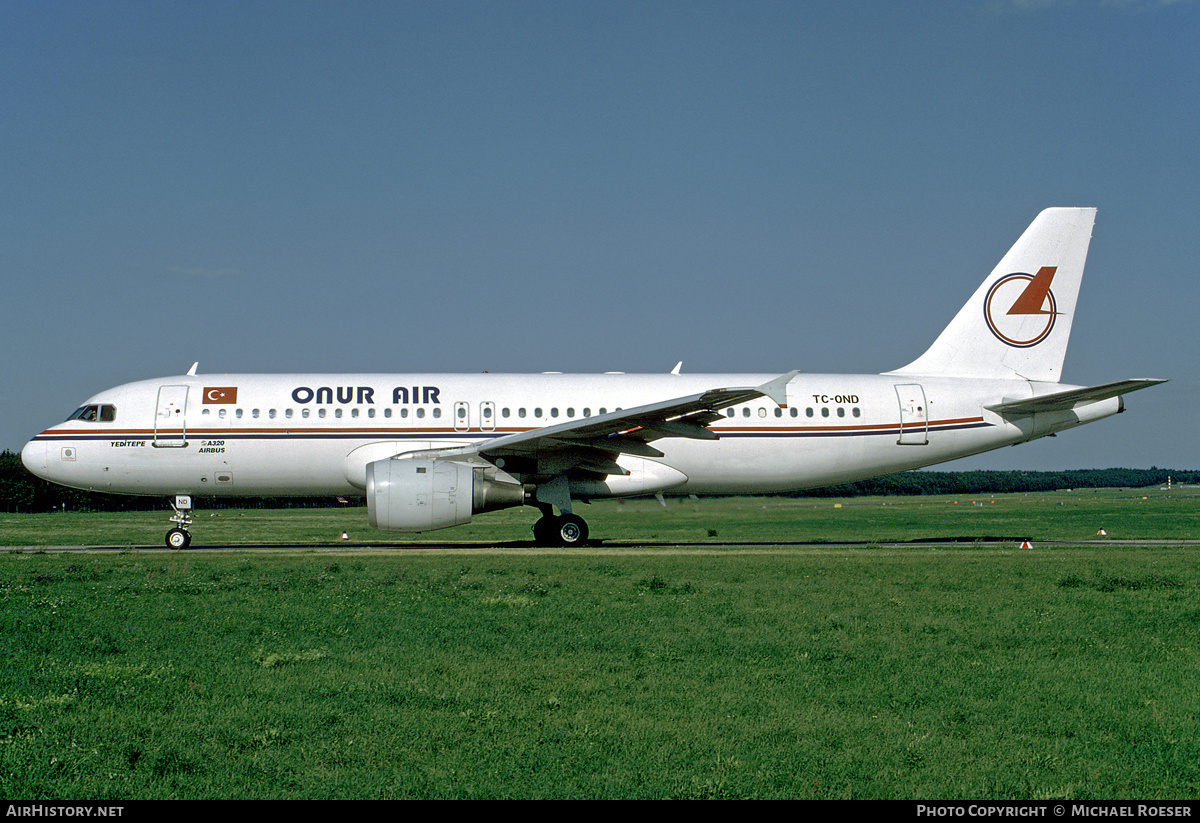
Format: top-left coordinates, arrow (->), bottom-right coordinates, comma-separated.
366,458 -> 527,532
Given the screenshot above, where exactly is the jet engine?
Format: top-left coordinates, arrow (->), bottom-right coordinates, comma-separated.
366,457 -> 528,532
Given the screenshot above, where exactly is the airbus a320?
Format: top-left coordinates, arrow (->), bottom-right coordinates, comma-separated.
21,208 -> 1164,548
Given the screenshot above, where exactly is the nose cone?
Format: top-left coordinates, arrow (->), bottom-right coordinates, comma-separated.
21,438 -> 47,477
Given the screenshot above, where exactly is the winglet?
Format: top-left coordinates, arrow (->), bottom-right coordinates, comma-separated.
757,370 -> 798,406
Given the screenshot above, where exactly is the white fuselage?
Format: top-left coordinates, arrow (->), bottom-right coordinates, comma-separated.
20,371 -> 1120,500
17,208 -> 1161,548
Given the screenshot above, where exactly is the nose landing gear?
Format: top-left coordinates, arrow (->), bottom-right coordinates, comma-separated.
166,495 -> 193,549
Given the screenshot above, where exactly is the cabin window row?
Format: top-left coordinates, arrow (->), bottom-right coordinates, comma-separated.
500,407 -> 609,419
201,407 -> 445,420
200,404 -> 861,423
198,406 -> 617,422
724,406 -> 862,419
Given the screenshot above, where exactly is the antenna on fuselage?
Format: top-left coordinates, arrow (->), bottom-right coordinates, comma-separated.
187,362 -> 198,376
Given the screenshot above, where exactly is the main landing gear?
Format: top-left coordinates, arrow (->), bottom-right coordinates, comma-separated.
532,510 -> 589,547
166,495 -> 193,550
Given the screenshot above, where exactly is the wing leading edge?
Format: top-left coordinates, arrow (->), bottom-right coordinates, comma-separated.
395,370 -> 797,481
478,370 -> 798,479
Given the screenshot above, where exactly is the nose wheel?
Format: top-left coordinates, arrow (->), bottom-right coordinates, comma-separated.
166,495 -> 193,550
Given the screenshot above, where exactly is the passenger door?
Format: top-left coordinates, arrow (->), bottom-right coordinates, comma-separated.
154,385 -> 190,447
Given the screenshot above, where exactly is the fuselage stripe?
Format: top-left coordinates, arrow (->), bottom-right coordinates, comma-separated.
32,417 -> 991,442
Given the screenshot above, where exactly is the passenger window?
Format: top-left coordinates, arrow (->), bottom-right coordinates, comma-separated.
821,408 -> 829,418
837,407 -> 845,418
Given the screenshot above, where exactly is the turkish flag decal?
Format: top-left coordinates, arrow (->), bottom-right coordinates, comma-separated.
203,387 -> 238,404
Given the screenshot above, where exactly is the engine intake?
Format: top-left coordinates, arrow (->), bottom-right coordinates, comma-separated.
366,458 -> 527,532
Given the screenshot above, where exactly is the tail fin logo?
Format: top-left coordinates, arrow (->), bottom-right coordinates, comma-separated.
984,267 -> 1059,348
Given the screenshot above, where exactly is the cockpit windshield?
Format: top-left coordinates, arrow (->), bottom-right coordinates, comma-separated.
67,404 -> 116,423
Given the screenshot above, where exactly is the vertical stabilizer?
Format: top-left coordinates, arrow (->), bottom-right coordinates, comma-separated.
887,207 -> 1096,383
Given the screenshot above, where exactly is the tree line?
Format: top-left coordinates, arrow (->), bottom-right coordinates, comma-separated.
0,450 -> 352,513
2,449 -> 1195,514
790,467 -> 1199,498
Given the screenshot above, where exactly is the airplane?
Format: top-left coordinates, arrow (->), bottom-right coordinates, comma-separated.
21,207 -> 1164,549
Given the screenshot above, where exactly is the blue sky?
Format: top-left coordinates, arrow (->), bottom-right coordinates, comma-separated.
3,0 -> 1196,471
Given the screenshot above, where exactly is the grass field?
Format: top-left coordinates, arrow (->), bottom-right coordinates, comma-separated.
3,484 -> 1199,548
2,489 -> 1199,799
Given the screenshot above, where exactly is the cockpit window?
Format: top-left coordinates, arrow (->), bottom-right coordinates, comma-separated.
67,404 -> 116,423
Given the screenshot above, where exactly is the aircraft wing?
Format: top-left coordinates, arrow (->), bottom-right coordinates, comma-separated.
472,370 -> 798,477
985,378 -> 1167,415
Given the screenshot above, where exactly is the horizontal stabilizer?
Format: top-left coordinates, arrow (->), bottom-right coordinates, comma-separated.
986,379 -> 1166,415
